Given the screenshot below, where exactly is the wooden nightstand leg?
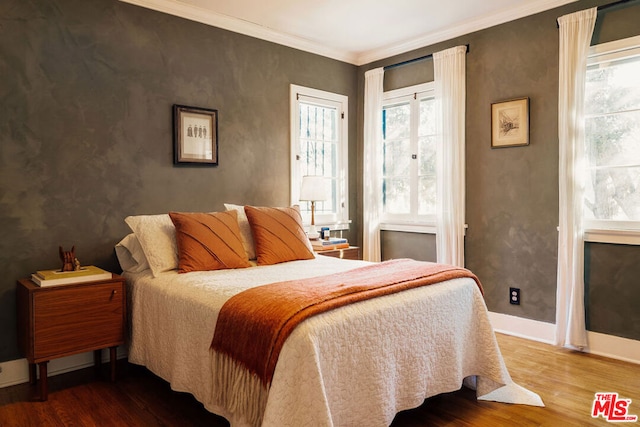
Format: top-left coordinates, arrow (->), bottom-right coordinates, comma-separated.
28,363 -> 37,385
38,361 -> 48,401
94,349 -> 102,377
109,346 -> 117,382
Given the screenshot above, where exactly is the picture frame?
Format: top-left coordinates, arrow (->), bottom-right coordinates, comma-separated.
491,97 -> 529,148
173,104 -> 218,165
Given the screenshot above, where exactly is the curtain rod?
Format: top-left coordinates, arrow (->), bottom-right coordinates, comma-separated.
597,0 -> 639,12
383,44 -> 469,71
556,0 -> 639,27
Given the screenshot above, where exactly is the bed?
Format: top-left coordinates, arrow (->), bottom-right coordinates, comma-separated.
116,206 -> 542,427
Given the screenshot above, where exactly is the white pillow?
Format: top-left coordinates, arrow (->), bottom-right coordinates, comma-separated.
125,214 -> 178,277
115,233 -> 150,273
224,203 -> 256,260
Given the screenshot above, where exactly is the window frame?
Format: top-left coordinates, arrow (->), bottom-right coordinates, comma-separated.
290,84 -> 349,230
380,82 -> 436,234
583,35 -> 640,245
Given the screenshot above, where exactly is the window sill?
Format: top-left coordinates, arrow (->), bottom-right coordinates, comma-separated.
380,222 -> 471,235
380,223 -> 436,234
584,229 -> 640,245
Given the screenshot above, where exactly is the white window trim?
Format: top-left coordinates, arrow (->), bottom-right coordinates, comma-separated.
384,82 -> 434,102
382,82 -> 435,228
380,222 -> 436,234
290,84 -> 349,230
380,222 -> 469,235
583,35 -> 640,245
588,34 -> 640,64
584,228 -> 640,245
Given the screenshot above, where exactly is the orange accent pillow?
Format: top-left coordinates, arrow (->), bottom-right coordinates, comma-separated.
244,206 -> 315,265
169,211 -> 251,273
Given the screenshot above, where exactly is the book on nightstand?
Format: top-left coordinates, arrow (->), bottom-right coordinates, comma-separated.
31,265 -> 111,287
311,238 -> 349,251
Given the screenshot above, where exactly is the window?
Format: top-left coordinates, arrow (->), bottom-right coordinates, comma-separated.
290,85 -> 349,229
584,35 -> 640,242
381,82 -> 436,232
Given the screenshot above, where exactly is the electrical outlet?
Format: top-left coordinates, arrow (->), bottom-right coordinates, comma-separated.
510,287 -> 520,305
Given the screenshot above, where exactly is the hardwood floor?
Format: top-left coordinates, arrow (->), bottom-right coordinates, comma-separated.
0,333 -> 638,426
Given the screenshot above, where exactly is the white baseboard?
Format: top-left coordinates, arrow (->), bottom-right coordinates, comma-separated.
0,347 -> 127,389
488,311 -> 556,344
489,311 -> 640,365
587,331 -> 640,365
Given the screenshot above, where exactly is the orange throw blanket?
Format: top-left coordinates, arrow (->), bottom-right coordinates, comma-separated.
210,259 -> 482,426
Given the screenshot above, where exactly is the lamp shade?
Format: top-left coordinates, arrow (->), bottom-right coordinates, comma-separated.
299,176 -> 329,201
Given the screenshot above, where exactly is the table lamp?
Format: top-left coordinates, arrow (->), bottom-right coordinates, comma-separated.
299,175 -> 328,239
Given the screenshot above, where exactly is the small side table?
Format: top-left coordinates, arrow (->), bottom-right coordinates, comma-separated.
16,274 -> 126,401
316,246 -> 361,260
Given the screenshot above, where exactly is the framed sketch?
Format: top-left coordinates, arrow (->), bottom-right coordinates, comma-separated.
491,97 -> 529,148
173,104 -> 218,165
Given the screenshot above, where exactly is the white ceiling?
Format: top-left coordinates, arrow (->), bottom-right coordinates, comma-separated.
120,0 -> 577,65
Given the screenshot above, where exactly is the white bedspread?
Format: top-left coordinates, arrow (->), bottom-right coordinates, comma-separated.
126,256 -> 542,427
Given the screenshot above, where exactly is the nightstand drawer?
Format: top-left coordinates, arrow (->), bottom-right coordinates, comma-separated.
33,282 -> 124,360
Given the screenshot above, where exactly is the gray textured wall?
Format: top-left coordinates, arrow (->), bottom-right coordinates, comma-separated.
381,231 -> 437,262
586,243 -> 640,340
1,0 -> 638,364
0,0 -> 357,361
362,0 -> 640,339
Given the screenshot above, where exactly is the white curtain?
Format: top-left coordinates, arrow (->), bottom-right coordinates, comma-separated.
555,8 -> 597,350
434,46 -> 467,267
363,68 -> 384,262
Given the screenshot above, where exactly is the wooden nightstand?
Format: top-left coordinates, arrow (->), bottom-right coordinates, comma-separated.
16,274 -> 126,401
316,246 -> 361,260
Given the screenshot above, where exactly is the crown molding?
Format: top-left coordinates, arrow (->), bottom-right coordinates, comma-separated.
119,0 -> 359,63
356,0 -> 578,65
120,0 -> 578,66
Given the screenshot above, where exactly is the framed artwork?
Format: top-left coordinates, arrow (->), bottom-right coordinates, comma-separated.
173,104 -> 218,165
491,97 -> 529,148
